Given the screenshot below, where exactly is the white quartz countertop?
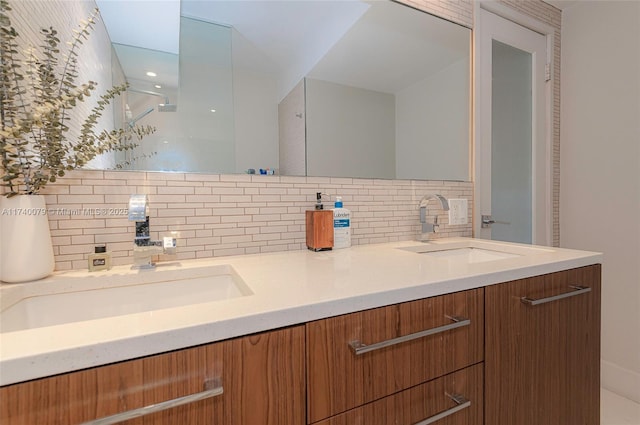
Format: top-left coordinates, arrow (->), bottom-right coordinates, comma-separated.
0,238 -> 602,386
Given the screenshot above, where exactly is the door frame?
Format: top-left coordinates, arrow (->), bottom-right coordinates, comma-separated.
473,1 -> 555,245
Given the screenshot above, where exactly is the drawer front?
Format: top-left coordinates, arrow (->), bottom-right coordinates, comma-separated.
0,325 -> 305,425
0,355 -> 148,425
222,325 -> 306,425
485,265 -> 601,425
307,288 -> 484,423
314,363 -> 483,425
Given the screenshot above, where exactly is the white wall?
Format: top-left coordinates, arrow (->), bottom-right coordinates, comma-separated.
278,80 -> 306,176
233,70 -> 279,174
305,79 -> 395,179
179,17 -> 235,174
395,58 -> 470,181
560,0 -> 640,403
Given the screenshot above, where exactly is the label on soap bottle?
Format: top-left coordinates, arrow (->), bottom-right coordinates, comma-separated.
333,208 -> 351,249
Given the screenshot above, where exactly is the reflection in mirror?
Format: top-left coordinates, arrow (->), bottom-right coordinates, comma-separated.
94,0 -> 470,180
105,15 -> 235,172
302,1 -> 470,180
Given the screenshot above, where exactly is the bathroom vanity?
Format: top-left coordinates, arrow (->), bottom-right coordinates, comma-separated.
0,238 -> 601,424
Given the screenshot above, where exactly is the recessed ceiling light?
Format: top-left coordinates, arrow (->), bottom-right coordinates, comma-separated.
146,71 -> 157,77
163,140 -> 169,144
154,84 -> 162,89
210,109 -> 216,113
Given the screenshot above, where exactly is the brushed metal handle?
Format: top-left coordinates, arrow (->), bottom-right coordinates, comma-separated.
349,316 -> 470,355
481,214 -> 511,228
521,285 -> 591,306
82,379 -> 223,425
414,393 -> 471,425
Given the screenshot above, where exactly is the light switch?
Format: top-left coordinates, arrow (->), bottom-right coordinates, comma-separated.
448,199 -> 468,225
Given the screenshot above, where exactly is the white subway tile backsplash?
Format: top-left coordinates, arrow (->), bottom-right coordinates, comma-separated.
157,186 -> 195,195
185,173 -> 220,182
185,216 -> 222,225
219,215 -> 253,224
40,170 -> 473,270
220,174 -> 252,183
214,248 -> 247,257
187,237 -> 222,246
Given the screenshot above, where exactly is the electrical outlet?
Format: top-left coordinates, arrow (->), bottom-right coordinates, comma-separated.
448,199 -> 468,225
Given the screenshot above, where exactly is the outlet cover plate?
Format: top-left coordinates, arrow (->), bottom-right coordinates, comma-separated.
448,199 -> 468,225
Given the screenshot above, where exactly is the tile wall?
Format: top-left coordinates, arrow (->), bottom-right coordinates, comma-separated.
41,171 -> 473,271
411,0 -> 474,27
7,0 -> 116,168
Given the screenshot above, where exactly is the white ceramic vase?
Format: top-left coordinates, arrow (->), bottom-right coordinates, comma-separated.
0,194 -> 55,283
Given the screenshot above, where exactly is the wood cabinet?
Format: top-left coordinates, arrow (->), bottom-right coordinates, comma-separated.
484,264 -> 601,425
0,325 -> 305,425
1,264 -> 601,425
306,288 -> 483,423
0,357 -> 146,425
313,363 -> 484,425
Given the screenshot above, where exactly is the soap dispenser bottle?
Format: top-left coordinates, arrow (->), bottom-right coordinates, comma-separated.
332,196 -> 351,249
306,192 -> 334,251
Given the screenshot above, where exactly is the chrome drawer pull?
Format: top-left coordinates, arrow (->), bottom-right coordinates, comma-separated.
414,393 -> 471,425
521,285 -> 591,306
82,379 -> 223,425
348,316 -> 470,355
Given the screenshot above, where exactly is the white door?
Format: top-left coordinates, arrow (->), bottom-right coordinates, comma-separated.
476,8 -> 551,245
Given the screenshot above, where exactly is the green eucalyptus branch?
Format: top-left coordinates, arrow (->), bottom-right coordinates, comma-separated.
114,150 -> 158,170
0,0 -> 155,197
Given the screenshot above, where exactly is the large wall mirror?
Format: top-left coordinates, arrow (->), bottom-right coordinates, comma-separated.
94,0 -> 471,181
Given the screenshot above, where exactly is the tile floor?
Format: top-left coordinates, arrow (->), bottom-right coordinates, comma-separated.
602,388 -> 640,425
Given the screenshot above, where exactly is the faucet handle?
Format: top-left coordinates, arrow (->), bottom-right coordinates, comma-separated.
128,194 -> 149,221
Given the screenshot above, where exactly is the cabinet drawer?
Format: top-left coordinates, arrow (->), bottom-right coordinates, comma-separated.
1,345 -> 223,425
314,363 -> 483,425
306,288 -> 484,423
0,325 -> 305,425
485,265 -> 601,425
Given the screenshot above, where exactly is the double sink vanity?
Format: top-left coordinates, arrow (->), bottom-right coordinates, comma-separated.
0,237 -> 602,424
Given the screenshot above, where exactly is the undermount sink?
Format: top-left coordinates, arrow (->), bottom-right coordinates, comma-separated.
0,264 -> 252,333
398,239 -> 554,264
421,247 -> 520,263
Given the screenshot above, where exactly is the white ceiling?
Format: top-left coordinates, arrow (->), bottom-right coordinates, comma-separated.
95,0 -> 180,54
181,0 -> 370,98
113,44 -> 179,90
95,0 -> 470,98
307,0 -> 469,94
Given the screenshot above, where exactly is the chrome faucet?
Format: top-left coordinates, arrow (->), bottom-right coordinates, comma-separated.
419,194 -> 449,238
128,195 -> 176,269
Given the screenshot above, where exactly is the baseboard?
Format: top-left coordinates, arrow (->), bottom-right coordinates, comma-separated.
601,359 -> 640,404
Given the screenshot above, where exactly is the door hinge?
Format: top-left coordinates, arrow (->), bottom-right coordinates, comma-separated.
545,63 -> 551,82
